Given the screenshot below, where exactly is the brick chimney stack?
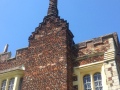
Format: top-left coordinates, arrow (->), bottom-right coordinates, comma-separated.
47,0 -> 58,16
28,1 -> 74,89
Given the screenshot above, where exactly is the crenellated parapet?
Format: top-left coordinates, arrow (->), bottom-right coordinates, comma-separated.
73,33 -> 118,66
73,33 -> 120,90
0,52 -> 11,63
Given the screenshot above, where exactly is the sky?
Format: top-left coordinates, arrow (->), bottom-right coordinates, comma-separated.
0,0 -> 120,57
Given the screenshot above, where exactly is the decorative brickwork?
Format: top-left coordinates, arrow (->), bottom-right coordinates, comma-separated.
74,55 -> 104,66
28,14 -> 74,89
0,0 -> 120,90
73,37 -> 110,67
0,10 -> 74,90
0,0 -> 74,89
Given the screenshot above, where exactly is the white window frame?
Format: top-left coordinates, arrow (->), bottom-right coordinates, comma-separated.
93,72 -> 102,90
0,66 -> 25,90
73,61 -> 108,90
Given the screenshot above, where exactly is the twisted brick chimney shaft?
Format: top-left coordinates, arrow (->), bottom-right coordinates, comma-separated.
47,0 -> 58,16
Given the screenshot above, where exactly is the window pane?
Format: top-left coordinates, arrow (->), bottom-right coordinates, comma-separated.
1,80 -> 6,90
8,78 -> 15,90
18,78 -> 23,90
94,73 -> 103,90
83,74 -> 91,90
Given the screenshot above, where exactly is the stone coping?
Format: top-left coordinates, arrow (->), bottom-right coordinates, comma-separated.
0,65 -> 25,74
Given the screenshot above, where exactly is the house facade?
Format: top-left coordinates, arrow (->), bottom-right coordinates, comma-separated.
0,0 -> 120,90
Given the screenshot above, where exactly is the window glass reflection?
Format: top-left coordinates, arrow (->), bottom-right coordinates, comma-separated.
83,74 -> 91,90
1,80 -> 6,90
94,73 -> 102,90
8,78 -> 15,90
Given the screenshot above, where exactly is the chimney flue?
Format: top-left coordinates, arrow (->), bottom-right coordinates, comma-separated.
3,44 -> 9,53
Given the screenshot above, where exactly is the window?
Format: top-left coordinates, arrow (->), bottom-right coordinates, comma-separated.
83,73 -> 103,90
94,73 -> 102,90
0,66 -> 25,90
1,80 -> 6,90
73,62 -> 107,90
83,75 -> 91,90
18,78 -> 23,90
73,85 -> 78,90
8,78 -> 15,90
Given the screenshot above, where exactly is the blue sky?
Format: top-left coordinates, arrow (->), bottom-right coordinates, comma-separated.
0,0 -> 120,56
